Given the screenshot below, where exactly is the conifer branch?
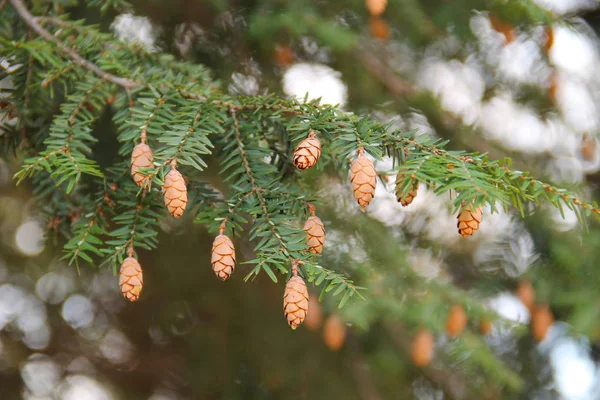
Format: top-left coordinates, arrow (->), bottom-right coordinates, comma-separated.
8,0 -> 139,90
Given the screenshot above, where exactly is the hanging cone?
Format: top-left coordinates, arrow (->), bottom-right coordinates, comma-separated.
446,304 -> 468,337
531,304 -> 554,342
163,165 -> 187,218
283,261 -> 309,330
304,294 -> 323,331
395,172 -> 418,207
368,17 -> 390,40
211,224 -> 236,281
323,314 -> 347,351
479,319 -> 492,335
581,134 -> 597,162
293,130 -> 321,170
516,280 -> 535,313
274,44 -> 295,68
131,141 -> 154,188
303,204 -> 326,254
411,328 -> 434,367
457,202 -> 483,237
366,0 -> 387,17
350,148 -> 377,211
119,256 -> 143,302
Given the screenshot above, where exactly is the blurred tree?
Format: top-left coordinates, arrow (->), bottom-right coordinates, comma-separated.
1,0 -> 600,399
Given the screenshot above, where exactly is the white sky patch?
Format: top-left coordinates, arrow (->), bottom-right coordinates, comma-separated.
550,337 -> 598,400
533,0 -> 598,14
418,59 -> 484,126
283,63 -> 348,108
481,93 -> 556,154
111,14 -> 159,51
489,292 -> 530,324
550,25 -> 598,81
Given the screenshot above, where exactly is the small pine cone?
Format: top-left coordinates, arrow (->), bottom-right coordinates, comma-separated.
293,131 -> 321,170
396,173 -> 418,207
531,304 -> 554,342
323,314 -> 347,351
350,149 -> 377,211
479,319 -> 492,335
211,234 -> 236,281
303,204 -> 325,254
304,294 -> 323,331
366,0 -> 387,17
516,280 -> 536,312
131,143 -> 154,188
411,329 -> 435,367
163,167 -> 187,218
457,203 -> 483,237
446,304 -> 468,337
119,256 -> 143,302
283,272 -> 309,330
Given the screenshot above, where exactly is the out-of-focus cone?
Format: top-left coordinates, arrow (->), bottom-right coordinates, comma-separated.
304,294 -> 323,331
303,203 -> 326,254
131,133 -> 154,188
544,26 -> 554,54
531,304 -> 554,342
395,172 -> 418,207
369,17 -> 390,40
411,328 -> 434,367
489,14 -> 516,44
366,0 -> 387,17
581,134 -> 597,162
283,261 -> 309,330
211,222 -> 236,281
274,44 -> 295,68
516,280 -> 535,312
457,202 -> 483,237
293,130 -> 321,170
350,148 -> 377,211
446,304 -> 468,337
163,163 -> 188,218
479,319 -> 492,335
323,313 -> 346,351
119,253 -> 143,302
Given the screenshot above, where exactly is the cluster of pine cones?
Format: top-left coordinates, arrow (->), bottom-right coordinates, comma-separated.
121,129 -> 485,334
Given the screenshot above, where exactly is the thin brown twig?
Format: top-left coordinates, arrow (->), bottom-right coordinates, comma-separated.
9,0 -> 139,89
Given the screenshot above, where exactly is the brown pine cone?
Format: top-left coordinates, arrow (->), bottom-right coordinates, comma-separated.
303,204 -> 325,254
531,304 -> 554,342
119,256 -> 143,302
131,142 -> 154,188
411,328 -> 435,367
163,166 -> 187,218
323,314 -> 347,351
396,172 -> 418,207
283,262 -> 309,330
293,130 -> 321,170
457,202 -> 483,237
446,304 -> 468,337
366,0 -> 387,16
516,281 -> 536,312
211,230 -> 236,281
350,148 -> 377,211
479,319 -> 492,335
304,294 -> 323,331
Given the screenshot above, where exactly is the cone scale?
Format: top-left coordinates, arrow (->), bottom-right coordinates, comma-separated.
350,148 -> 377,211
119,248 -> 143,302
293,130 -> 321,170
211,221 -> 236,281
163,161 -> 188,218
303,203 -> 326,254
283,261 -> 309,330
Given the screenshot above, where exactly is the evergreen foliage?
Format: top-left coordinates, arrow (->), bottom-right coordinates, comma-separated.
1,0 -> 600,396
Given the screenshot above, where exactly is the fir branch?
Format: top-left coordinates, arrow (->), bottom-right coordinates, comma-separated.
8,0 -> 139,89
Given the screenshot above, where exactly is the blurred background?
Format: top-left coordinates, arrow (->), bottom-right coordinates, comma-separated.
3,0 -> 600,398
